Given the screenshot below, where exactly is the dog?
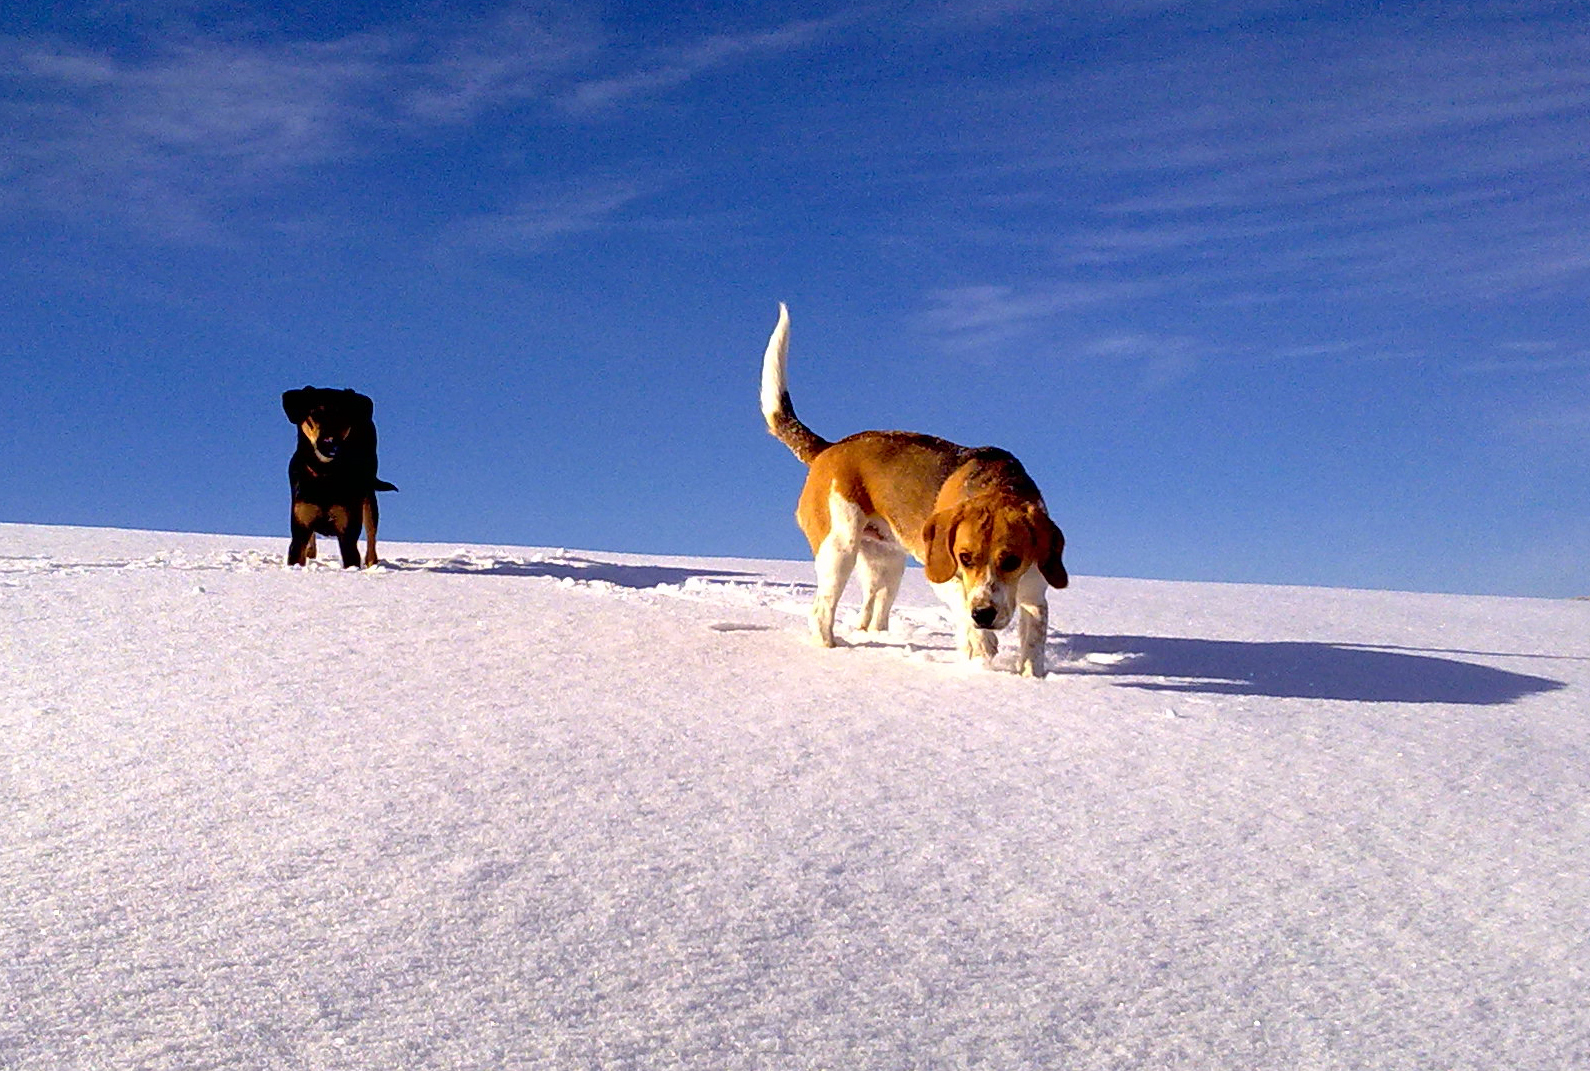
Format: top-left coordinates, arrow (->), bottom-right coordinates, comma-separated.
760,303 -> 1067,676
282,386 -> 397,568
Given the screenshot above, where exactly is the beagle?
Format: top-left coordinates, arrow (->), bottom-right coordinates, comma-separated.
760,303 -> 1067,677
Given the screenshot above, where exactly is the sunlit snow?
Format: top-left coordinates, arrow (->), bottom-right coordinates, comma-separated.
3,523 -> 1585,1069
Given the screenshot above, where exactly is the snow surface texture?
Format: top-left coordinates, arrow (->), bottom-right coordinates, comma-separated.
2,522 -> 1586,1070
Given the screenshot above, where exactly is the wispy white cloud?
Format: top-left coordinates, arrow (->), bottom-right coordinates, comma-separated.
919,0 -> 1290,30
450,175 -> 652,251
557,13 -> 857,116
402,5 -> 601,124
1080,332 -> 1202,389
1462,341 -> 1590,376
1450,340 -> 1590,455
0,4 -> 661,240
925,17 -> 1590,304
1518,403 -> 1590,436
1,31 -> 392,239
0,4 -> 874,242
919,281 -> 1207,388
1494,395 -> 1590,455
921,280 -> 1153,354
887,11 -> 1590,383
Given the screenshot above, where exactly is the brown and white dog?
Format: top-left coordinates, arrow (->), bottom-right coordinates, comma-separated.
760,303 -> 1067,677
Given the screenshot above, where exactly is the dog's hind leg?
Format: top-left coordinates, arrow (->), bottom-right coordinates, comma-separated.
854,538 -> 906,632
812,535 -> 857,647
811,493 -> 866,647
362,495 -> 380,568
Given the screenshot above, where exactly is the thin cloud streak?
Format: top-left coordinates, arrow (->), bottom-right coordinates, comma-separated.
557,12 -> 861,116
450,176 -> 653,251
401,5 -> 601,124
919,283 -> 1210,387
921,280 -> 1156,354
1462,342 -> 1590,376
918,0 -> 1292,30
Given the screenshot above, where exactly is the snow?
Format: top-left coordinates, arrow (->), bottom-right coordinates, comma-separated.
2,521 -> 1587,1070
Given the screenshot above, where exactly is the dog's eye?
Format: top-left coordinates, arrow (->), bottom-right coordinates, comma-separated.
998,554 -> 1021,573
958,551 -> 974,568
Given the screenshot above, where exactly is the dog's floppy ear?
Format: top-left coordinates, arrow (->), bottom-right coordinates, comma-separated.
922,505 -> 963,584
1037,512 -> 1068,589
344,389 -> 374,423
282,387 -> 314,424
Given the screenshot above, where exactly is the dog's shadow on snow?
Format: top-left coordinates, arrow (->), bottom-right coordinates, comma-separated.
384,554 -> 758,589
1057,634 -> 1568,706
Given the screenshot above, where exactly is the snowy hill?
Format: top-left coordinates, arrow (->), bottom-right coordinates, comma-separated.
3,522 -> 1586,1070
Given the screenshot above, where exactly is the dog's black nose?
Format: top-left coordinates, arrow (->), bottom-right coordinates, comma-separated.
971,605 -> 998,629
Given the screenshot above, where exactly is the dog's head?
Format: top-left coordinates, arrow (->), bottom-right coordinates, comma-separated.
282,387 -> 374,464
923,497 -> 1067,630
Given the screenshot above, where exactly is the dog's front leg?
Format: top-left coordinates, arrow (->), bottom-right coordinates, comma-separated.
323,505 -> 362,568
287,529 -> 313,567
334,531 -> 362,568
929,578 -> 996,667
963,623 -> 998,667
1015,570 -> 1050,678
287,503 -> 318,567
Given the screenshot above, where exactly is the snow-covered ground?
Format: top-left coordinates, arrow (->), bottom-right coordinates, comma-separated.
3,522 -> 1586,1070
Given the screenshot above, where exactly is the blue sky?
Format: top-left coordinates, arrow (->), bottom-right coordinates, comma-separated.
3,0 -> 1587,597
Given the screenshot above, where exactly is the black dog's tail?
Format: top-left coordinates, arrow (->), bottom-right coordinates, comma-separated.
759,303 -> 832,466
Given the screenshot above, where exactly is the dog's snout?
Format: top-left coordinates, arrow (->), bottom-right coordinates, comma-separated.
971,604 -> 998,629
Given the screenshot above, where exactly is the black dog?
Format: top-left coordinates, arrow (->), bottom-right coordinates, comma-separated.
282,386 -> 397,568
